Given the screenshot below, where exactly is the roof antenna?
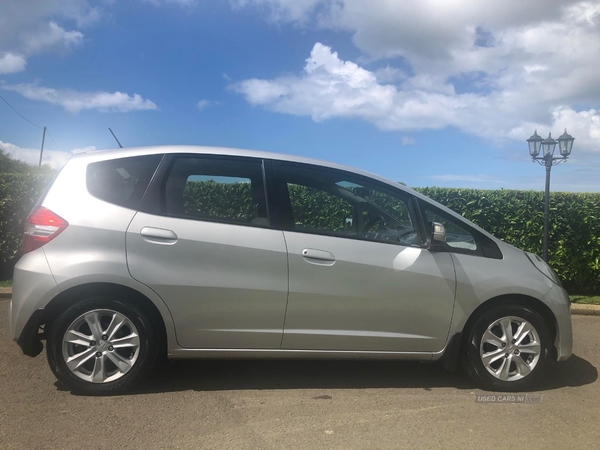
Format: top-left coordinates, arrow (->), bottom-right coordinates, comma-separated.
108,128 -> 123,148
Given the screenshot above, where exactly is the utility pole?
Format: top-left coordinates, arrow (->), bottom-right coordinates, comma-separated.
109,128 -> 123,148
38,126 -> 46,166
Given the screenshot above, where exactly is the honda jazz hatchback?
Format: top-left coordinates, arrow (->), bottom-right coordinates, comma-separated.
9,146 -> 572,394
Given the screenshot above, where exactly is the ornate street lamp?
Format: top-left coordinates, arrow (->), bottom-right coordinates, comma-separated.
527,129 -> 574,262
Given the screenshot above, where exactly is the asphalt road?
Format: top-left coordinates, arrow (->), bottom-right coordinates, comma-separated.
1,299 -> 598,450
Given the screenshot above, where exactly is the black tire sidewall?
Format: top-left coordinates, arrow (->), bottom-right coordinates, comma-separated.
47,296 -> 158,395
464,303 -> 551,392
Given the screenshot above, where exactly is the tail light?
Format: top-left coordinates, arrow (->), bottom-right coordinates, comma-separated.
22,206 -> 69,255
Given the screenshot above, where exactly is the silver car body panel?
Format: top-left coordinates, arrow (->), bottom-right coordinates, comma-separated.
449,243 -> 554,331
126,212 -> 289,349
9,154 -> 178,346
9,248 -> 60,340
9,145 -> 573,365
280,231 -> 456,352
541,283 -> 573,361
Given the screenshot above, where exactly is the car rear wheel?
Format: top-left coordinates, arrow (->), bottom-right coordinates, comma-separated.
463,303 -> 551,391
47,296 -> 158,395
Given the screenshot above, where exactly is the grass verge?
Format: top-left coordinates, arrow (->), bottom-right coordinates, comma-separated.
570,295 -> 600,305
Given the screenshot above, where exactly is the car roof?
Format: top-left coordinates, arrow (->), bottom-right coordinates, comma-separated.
73,145 -> 352,170
72,145 -> 402,189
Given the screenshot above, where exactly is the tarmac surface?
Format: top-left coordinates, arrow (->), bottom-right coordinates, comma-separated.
1,298 -> 598,449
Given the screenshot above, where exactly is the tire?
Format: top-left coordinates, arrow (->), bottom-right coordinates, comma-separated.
47,295 -> 159,395
463,303 -> 551,392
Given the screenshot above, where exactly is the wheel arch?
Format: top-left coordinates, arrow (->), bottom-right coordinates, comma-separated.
44,282 -> 168,354
461,294 -> 558,360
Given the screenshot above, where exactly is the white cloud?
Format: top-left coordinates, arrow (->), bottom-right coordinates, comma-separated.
0,0 -> 99,69
374,66 -> 407,84
2,83 -> 158,114
22,21 -> 84,55
143,0 -> 197,5
0,0 -> 195,71
232,43 -> 480,130
233,43 -> 399,123
196,99 -> 219,111
232,0 -> 322,23
401,136 -> 416,146
0,140 -> 72,169
234,1 -> 600,153
0,53 -> 26,74
233,41 -> 600,153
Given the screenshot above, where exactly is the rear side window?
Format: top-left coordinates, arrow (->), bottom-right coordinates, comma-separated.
86,155 -> 163,209
163,156 -> 269,226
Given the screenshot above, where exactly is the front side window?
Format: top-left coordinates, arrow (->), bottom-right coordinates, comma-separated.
276,163 -> 420,246
163,156 -> 268,226
288,184 -> 354,234
424,208 -> 477,251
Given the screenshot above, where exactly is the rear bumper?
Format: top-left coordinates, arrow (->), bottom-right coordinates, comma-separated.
16,308 -> 45,357
10,249 -> 59,357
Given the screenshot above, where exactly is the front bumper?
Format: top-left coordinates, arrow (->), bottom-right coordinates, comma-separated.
543,284 -> 573,361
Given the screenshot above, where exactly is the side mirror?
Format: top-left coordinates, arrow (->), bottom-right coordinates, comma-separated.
432,222 -> 446,243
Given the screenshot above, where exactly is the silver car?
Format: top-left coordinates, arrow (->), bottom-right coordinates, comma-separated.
9,146 -> 572,394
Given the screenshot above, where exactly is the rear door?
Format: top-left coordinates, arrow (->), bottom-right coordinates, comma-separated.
126,154 -> 288,349
270,161 -> 456,353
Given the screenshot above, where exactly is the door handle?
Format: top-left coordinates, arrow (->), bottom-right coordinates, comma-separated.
302,248 -> 336,264
140,227 -> 178,244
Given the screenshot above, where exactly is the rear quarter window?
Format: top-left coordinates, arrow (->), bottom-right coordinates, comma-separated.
86,155 -> 163,209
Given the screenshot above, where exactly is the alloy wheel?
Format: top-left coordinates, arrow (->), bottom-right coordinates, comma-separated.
61,309 -> 141,383
479,316 -> 542,382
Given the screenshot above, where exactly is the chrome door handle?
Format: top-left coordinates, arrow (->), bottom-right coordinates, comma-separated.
302,248 -> 336,262
140,227 -> 178,244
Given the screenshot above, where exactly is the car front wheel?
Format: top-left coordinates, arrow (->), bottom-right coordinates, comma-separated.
47,296 -> 158,395
464,303 -> 552,391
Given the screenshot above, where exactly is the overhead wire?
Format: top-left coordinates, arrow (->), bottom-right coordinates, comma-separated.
0,92 -> 62,152
45,129 -> 62,152
0,93 -> 42,129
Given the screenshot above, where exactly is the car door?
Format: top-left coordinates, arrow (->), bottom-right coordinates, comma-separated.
126,154 -> 288,349
271,161 -> 456,353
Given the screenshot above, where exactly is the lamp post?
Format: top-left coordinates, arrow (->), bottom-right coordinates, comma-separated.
526,129 -> 574,262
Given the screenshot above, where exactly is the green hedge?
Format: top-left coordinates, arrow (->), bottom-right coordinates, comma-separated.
1,174 -> 598,293
0,173 -> 53,279
414,187 -> 600,294
184,181 -> 255,222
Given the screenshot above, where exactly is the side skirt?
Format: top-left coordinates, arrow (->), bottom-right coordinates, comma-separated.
168,348 -> 437,361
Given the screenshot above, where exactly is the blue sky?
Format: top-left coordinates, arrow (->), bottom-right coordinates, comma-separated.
1,0 -> 599,191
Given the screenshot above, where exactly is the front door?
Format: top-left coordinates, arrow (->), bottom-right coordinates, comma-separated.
271,161 -> 456,352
